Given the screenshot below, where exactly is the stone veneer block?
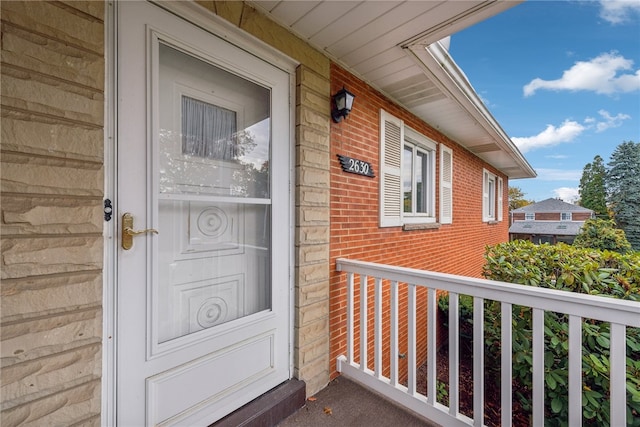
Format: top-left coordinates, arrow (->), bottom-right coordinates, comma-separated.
297,168 -> 330,189
2,72 -> 103,126
296,300 -> 329,328
1,308 -> 101,364
297,187 -> 330,207
298,146 -> 330,169
1,380 -> 101,427
1,237 -> 102,280
296,86 -> 330,115
297,316 -> 329,345
297,244 -> 330,265
58,1 -> 104,20
296,336 -> 329,366
296,226 -> 330,245
1,196 -> 103,235
1,2 -> 103,54
1,272 -> 102,319
1,118 -> 104,162
296,355 -> 329,395
296,264 -> 329,287
296,280 -> 330,307
297,105 -> 330,133
297,66 -> 331,94
1,26 -> 104,90
296,126 -> 331,151
1,156 -> 102,197
1,343 -> 101,402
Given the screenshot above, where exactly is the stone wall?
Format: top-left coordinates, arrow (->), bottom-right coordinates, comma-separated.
1,2 -> 105,426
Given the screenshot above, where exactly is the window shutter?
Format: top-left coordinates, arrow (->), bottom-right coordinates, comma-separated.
379,110 -> 403,227
439,145 -> 453,224
482,169 -> 489,222
497,177 -> 504,221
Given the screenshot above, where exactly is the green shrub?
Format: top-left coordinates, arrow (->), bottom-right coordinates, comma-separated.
573,218 -> 632,253
440,241 -> 640,425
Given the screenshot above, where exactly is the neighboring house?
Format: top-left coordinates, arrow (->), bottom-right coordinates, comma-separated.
510,198 -> 594,244
0,1 -> 535,426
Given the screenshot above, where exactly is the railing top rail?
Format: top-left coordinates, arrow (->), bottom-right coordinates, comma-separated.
336,258 -> 640,327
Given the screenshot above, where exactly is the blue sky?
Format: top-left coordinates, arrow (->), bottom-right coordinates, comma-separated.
450,0 -> 640,203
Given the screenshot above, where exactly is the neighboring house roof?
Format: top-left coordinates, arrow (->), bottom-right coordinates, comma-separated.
512,198 -> 594,213
509,221 -> 584,236
252,1 -> 536,180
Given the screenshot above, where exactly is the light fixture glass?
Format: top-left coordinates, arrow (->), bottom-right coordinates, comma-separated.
332,87 -> 355,122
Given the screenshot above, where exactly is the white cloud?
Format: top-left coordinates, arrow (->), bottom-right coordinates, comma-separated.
534,168 -> 583,181
553,187 -> 580,203
599,0 -> 640,24
512,120 -> 585,153
593,109 -> 631,132
523,52 -> 640,96
545,154 -> 569,159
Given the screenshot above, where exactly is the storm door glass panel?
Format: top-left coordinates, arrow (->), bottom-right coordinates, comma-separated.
157,43 -> 272,344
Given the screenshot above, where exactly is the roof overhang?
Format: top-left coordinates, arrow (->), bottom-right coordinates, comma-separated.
250,0 -> 536,179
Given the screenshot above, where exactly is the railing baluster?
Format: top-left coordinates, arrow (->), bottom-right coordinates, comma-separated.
374,277 -> 383,379
473,297 -> 484,426
501,302 -> 512,427
334,258 -> 639,427
610,323 -> 626,427
427,288 -> 437,405
449,292 -> 459,416
360,274 -> 368,371
408,284 -> 417,395
568,315 -> 582,427
532,308 -> 545,426
347,272 -> 354,363
390,280 -> 399,386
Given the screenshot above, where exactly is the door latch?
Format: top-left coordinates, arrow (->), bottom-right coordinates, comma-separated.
122,212 -> 158,250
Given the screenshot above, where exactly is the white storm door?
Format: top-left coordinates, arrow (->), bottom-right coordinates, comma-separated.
117,3 -> 291,426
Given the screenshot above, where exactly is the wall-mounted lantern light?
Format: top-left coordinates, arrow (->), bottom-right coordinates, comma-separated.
331,87 -> 355,123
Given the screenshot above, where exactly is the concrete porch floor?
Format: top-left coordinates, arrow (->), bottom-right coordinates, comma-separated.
277,376 -> 440,427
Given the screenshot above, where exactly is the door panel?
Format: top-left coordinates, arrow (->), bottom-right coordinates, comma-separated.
117,3 -> 291,425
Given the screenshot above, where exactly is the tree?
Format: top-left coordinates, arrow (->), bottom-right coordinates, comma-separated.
508,186 -> 533,211
573,218 -> 631,253
606,141 -> 640,251
578,155 -> 608,218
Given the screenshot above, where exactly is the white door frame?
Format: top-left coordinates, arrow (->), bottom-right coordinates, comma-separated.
102,2 -> 297,424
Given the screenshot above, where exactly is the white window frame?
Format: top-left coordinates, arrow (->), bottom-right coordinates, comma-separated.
483,169 -> 503,222
561,212 -> 572,221
402,127 -> 436,224
525,213 -> 535,220
379,109 -> 446,228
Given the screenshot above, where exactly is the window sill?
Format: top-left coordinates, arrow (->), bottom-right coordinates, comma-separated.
403,223 -> 442,231
485,220 -> 500,225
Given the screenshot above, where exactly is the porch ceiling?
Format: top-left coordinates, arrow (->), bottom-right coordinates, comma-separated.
250,1 -> 536,179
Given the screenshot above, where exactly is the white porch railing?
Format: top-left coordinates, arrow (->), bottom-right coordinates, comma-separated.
335,258 -> 640,427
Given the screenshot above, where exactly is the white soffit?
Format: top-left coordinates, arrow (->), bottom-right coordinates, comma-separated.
250,0 -> 536,179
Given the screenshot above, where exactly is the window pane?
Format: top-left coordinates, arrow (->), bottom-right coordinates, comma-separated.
488,178 -> 495,217
403,146 -> 413,213
416,151 -> 427,213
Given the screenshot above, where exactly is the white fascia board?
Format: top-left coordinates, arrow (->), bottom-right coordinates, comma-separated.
405,41 -> 537,179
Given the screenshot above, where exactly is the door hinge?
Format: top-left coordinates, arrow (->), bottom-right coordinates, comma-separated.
104,199 -> 113,222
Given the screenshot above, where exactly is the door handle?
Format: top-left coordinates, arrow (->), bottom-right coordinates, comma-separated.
122,212 -> 158,250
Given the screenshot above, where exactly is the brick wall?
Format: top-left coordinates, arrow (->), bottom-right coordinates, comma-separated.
1,2 -> 105,426
328,63 -> 509,379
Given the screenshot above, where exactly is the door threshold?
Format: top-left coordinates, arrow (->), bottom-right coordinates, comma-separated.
210,379 -> 305,427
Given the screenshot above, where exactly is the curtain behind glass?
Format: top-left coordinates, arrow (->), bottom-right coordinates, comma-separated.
182,96 -> 238,160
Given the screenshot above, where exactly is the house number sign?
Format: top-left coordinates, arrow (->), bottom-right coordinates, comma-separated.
337,154 -> 375,178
